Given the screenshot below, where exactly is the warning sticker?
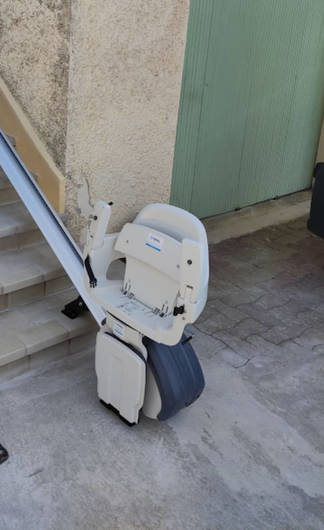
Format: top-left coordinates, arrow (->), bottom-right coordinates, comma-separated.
145,232 -> 163,252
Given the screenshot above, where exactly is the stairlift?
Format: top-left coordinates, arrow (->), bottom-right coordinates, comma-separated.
83,200 -> 209,424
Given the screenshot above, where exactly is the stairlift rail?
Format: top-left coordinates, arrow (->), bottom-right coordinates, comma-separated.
0,128 -> 105,325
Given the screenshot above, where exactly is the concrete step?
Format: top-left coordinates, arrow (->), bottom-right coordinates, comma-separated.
0,243 -> 69,309
0,227 -> 43,254
0,186 -> 19,205
0,167 -> 13,189
0,202 -> 37,238
0,287 -> 97,382
0,178 -> 45,252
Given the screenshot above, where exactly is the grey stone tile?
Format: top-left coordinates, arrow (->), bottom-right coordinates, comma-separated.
196,311 -> 235,335
231,318 -> 268,340
213,331 -> 259,359
255,292 -> 291,311
219,287 -> 265,307
204,298 -> 246,323
238,301 -> 283,327
217,348 -> 250,368
191,326 -> 226,359
261,322 -> 310,345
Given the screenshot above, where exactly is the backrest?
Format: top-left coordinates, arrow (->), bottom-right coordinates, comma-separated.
114,204 -> 209,315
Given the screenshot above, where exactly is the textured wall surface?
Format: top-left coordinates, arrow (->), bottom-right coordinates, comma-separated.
0,0 -> 190,242
0,0 -> 70,171
65,0 -> 189,242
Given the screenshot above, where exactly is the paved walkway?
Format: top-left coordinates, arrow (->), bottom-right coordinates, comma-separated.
1,215 -> 324,529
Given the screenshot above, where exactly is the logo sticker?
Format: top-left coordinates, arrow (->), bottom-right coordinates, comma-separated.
146,232 -> 163,252
112,320 -> 125,338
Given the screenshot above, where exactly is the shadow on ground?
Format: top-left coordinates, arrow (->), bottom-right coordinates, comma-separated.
1,215 -> 324,529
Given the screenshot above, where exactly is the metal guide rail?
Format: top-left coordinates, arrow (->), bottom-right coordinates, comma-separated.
0,128 -> 104,325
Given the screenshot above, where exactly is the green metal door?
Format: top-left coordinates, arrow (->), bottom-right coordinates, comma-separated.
171,0 -> 324,218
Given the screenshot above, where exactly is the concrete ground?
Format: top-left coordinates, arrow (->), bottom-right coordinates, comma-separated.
1,214 -> 324,530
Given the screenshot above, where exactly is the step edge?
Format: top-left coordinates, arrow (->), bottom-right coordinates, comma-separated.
0,319 -> 96,368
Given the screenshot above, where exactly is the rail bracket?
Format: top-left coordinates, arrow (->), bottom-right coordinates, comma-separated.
61,296 -> 89,319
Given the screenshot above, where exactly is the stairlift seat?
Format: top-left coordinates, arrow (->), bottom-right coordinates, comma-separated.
84,202 -> 209,345
84,201 -> 209,424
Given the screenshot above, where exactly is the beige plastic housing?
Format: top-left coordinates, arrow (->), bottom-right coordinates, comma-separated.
84,201 -> 209,346
95,331 -> 146,424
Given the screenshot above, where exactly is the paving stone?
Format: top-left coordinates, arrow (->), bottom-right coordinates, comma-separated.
267,299 -> 312,322
230,318 -> 268,340
203,298 -> 246,323
312,344 -> 324,355
295,308 -> 324,328
236,301 -> 282,327
246,335 -> 311,367
241,336 -> 304,379
190,326 -> 226,359
261,322 -> 310,345
212,331 -> 259,359
208,278 -> 242,299
294,328 -> 324,348
235,246 -> 290,266
254,292 -> 291,311
217,348 -> 249,368
196,311 -> 235,334
284,277 -> 324,304
246,335 -> 281,357
219,287 -> 265,307
257,271 -> 303,293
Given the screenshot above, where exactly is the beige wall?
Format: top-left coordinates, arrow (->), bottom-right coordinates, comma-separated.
65,0 -> 189,242
0,0 -> 70,172
0,0 -> 189,244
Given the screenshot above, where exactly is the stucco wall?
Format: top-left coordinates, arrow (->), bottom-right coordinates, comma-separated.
0,0 -> 70,171
0,0 -> 189,243
65,0 -> 189,242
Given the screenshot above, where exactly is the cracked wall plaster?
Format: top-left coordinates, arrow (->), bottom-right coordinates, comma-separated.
0,0 -> 70,171
65,0 -> 189,242
0,0 -> 189,244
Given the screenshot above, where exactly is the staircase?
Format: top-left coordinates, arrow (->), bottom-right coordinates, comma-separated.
0,145 -> 96,382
